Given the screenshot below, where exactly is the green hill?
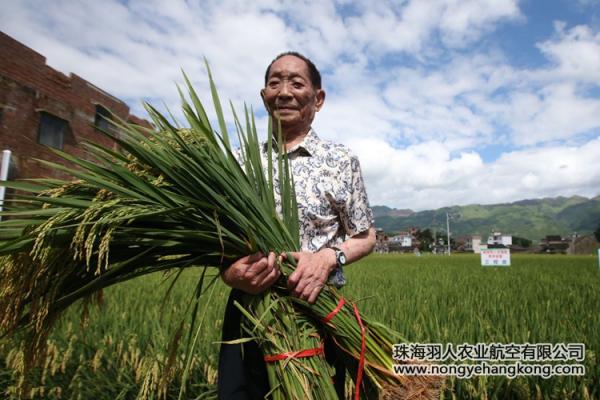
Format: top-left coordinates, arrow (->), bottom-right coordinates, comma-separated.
374,195 -> 600,241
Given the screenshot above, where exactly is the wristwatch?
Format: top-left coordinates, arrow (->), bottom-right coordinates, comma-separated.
327,247 -> 347,288
330,246 -> 347,268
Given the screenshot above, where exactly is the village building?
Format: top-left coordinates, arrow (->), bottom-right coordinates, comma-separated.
388,231 -> 414,252
469,235 -> 483,253
0,32 -> 150,185
568,235 -> 600,255
389,231 -> 412,246
375,227 -> 422,253
487,232 -> 512,248
374,228 -> 389,253
539,235 -> 571,254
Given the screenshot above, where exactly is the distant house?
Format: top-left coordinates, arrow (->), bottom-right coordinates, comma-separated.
388,231 -> 413,252
387,229 -> 419,252
389,232 -> 412,247
374,229 -> 389,253
539,235 -> 570,254
568,235 -> 600,255
374,228 -> 422,253
431,239 -> 447,254
470,235 -> 483,253
487,232 -> 512,248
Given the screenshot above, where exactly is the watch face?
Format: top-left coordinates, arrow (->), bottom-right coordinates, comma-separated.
338,253 -> 346,265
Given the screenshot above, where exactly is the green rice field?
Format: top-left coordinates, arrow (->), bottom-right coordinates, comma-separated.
1,253 -> 599,399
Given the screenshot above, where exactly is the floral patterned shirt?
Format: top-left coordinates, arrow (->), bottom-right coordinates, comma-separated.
260,129 -> 374,287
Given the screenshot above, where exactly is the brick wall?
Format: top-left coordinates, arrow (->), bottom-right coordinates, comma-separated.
0,32 -> 151,181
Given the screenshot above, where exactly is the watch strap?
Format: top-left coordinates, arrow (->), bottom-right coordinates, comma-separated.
329,246 -> 346,267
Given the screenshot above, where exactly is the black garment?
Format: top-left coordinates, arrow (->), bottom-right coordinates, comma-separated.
218,289 -> 346,399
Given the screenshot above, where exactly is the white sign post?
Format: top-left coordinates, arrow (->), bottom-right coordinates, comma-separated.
481,248 -> 511,267
0,150 -> 11,222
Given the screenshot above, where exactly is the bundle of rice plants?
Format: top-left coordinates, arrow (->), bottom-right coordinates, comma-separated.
0,65 -> 443,399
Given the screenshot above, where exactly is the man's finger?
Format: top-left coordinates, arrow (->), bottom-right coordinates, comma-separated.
246,256 -> 269,277
261,264 -> 281,288
252,260 -> 274,282
307,285 -> 322,304
301,281 -> 317,301
291,273 -> 311,298
287,267 -> 303,291
242,252 -> 264,265
267,251 -> 276,269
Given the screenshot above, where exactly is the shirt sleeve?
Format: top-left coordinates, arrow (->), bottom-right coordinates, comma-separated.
339,154 -> 374,237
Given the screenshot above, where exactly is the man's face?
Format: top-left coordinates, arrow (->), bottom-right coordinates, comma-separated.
261,55 -> 325,134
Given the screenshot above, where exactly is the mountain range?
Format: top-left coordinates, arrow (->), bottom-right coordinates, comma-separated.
373,195 -> 600,241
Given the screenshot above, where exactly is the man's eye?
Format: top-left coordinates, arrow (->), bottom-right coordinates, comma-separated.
292,82 -> 304,89
268,81 -> 280,88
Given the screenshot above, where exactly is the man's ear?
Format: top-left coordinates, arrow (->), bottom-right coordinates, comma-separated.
315,89 -> 326,112
260,89 -> 271,113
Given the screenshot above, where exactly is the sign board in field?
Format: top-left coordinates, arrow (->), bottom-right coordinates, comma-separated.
481,248 -> 511,267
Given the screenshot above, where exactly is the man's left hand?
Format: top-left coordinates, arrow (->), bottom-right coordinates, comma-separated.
285,249 -> 336,304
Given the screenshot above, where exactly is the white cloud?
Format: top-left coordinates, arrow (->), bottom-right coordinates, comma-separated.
1,0 -> 599,210
343,0 -> 521,55
346,138 -> 485,207
537,22 -> 600,84
438,0 -> 522,47
348,136 -> 600,209
505,83 -> 600,146
484,138 -> 600,197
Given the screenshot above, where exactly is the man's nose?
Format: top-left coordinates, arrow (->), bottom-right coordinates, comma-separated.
277,81 -> 293,98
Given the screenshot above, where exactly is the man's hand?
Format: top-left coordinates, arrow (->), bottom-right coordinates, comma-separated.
286,249 -> 337,304
221,252 -> 280,295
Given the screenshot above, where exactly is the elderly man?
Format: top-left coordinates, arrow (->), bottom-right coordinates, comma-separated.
218,51 -> 376,399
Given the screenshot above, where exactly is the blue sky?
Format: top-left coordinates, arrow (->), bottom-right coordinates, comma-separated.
1,0 -> 599,210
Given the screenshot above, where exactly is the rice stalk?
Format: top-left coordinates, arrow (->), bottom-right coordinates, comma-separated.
0,62 -> 443,399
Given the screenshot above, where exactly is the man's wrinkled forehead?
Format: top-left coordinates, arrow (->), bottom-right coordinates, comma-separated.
266,56 -> 311,81
264,51 -> 322,89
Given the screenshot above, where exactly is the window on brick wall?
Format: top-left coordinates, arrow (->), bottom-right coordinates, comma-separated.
95,105 -> 112,133
38,112 -> 68,150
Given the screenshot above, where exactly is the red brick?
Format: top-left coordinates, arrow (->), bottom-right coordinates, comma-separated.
0,32 -> 152,182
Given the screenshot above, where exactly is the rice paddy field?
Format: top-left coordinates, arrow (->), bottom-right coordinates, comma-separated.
1,253 -> 599,399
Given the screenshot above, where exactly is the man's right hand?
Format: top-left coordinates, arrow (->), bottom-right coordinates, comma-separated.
220,252 -> 280,295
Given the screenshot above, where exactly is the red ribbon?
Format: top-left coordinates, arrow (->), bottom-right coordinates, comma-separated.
322,297 -> 346,323
321,297 -> 367,400
353,303 -> 366,400
264,343 -> 324,363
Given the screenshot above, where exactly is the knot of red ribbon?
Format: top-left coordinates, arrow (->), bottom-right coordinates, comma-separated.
263,296 -> 367,400
263,343 -> 324,363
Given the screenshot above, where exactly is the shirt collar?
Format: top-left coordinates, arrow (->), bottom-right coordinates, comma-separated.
263,129 -> 320,156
